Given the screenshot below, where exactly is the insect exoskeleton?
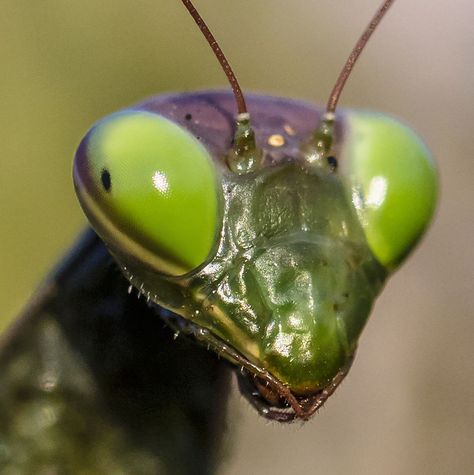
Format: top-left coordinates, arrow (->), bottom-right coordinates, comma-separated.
73,0 -> 438,421
73,89 -> 437,419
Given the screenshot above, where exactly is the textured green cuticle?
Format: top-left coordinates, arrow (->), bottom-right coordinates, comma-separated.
136,163 -> 387,394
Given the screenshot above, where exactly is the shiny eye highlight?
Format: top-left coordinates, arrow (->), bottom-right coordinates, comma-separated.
73,110 -> 221,276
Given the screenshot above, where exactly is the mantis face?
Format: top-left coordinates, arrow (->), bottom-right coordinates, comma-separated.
74,92 -> 437,419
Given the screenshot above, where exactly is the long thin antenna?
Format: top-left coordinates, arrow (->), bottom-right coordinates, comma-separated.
303,0 -> 395,170
180,0 -> 262,175
181,0 -> 247,115
326,0 -> 395,113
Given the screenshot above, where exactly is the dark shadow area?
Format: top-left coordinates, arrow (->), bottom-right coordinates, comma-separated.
0,230 -> 230,474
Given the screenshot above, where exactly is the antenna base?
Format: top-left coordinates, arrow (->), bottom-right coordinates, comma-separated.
301,113 -> 337,172
227,115 -> 263,175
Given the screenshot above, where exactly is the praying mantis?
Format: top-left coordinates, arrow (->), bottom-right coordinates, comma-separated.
0,1 -> 438,473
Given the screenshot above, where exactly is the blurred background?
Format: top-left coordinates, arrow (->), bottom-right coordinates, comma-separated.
0,0 -> 473,473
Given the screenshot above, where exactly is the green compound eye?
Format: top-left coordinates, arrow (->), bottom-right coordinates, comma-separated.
74,111 -> 220,276
343,112 -> 438,270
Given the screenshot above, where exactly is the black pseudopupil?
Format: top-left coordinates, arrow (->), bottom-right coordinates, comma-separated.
327,156 -> 338,169
101,168 -> 111,192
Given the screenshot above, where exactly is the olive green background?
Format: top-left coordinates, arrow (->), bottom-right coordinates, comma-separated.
1,1 -> 472,473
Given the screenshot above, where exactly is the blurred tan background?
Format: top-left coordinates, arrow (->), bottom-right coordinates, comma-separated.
1,1 -> 473,473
